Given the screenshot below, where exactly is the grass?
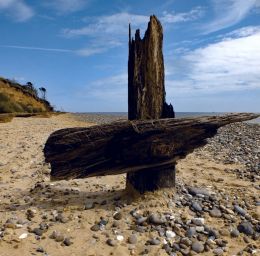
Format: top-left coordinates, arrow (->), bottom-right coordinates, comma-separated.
0,113 -> 14,123
0,92 -> 45,114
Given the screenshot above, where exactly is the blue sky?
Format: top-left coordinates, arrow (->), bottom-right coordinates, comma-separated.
0,0 -> 260,112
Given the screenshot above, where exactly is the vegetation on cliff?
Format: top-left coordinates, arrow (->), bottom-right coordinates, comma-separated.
0,77 -> 53,114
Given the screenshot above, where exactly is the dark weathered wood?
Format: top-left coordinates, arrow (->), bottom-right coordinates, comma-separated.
128,15 -> 174,120
127,15 -> 175,192
44,113 -> 259,184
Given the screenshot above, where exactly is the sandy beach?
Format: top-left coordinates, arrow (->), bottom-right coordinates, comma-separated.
0,114 -> 259,256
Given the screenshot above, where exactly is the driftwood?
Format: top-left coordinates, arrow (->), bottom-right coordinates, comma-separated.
44,113 -> 259,182
128,15 -> 174,120
127,15 -> 175,192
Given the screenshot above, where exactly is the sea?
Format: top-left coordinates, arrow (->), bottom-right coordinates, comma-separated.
73,112 -> 260,125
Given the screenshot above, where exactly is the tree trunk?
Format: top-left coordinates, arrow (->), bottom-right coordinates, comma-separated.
127,15 -> 175,193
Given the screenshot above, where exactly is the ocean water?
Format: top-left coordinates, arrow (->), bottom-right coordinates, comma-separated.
74,112 -> 260,124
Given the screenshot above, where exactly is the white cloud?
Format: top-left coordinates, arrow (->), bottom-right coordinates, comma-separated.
202,0 -> 260,34
75,47 -> 106,57
62,12 -> 148,38
79,73 -> 127,101
166,27 -> 260,96
43,0 -> 88,13
225,26 -> 260,38
62,8 -> 203,57
0,0 -> 34,21
161,7 -> 204,24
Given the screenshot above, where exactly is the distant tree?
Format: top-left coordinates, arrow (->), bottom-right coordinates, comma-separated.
26,82 -> 33,89
25,82 -> 38,97
39,87 -> 47,100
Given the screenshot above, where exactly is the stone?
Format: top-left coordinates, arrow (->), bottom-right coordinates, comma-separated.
181,237 -> 192,247
63,238 -> 73,246
85,202 -> 94,210
234,205 -> 246,216
196,226 -> 205,232
230,228 -> 240,238
186,227 -> 196,238
147,238 -> 160,245
55,233 -> 65,242
116,235 -> 124,241
209,208 -> 222,218
237,222 -> 254,236
107,238 -> 117,246
135,226 -> 146,233
90,224 -> 100,232
213,248 -> 224,255
192,218 -> 205,226
165,230 -> 176,239
187,187 -> 210,197
191,201 -> 202,212
19,233 -> 28,239
36,247 -> 45,253
191,241 -> 204,253
113,212 -> 123,220
128,234 -> 138,244
32,228 -> 44,236
149,213 -> 166,225
208,229 -> 219,239
136,217 -> 147,225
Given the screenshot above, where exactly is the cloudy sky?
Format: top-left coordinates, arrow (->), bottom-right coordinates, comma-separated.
0,0 -> 260,112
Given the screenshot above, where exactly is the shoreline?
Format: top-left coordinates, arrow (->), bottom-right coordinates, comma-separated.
0,114 -> 259,255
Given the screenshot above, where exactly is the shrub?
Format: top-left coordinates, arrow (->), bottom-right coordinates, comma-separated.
0,92 -> 9,101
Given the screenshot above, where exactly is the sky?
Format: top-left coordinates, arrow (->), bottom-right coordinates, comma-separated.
0,0 -> 260,112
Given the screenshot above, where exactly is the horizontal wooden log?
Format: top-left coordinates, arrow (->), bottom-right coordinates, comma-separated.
44,113 -> 259,181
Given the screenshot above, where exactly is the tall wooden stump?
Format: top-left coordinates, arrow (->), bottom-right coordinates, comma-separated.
127,15 -> 175,193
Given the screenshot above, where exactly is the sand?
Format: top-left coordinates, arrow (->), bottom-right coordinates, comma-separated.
0,114 -> 259,256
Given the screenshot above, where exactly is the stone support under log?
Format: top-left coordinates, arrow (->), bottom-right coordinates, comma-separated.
127,15 -> 175,193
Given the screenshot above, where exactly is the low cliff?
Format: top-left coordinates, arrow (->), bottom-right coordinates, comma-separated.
0,77 -> 53,113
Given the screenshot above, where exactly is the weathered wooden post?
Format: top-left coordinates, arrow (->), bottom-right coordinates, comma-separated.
127,15 -> 175,193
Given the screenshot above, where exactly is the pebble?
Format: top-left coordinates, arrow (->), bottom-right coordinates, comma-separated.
107,238 -> 117,246
49,230 -> 64,242
234,205 -> 246,216
213,248 -> 224,255
181,237 -> 192,247
188,187 -> 210,196
149,213 -> 166,225
90,224 -> 100,232
230,228 -> 240,237
191,201 -> 202,212
191,241 -> 204,253
19,233 -> 28,239
32,228 -> 44,236
63,237 -> 73,246
113,212 -> 123,220
36,247 -> 45,253
192,217 -> 205,226
85,202 -> 94,210
237,222 -> 254,236
55,233 -> 65,242
128,234 -> 138,244
148,238 -> 160,245
196,226 -> 205,232
116,235 -> 124,241
209,207 -> 222,218
136,217 -> 147,225
186,227 -> 196,238
165,230 -> 176,239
